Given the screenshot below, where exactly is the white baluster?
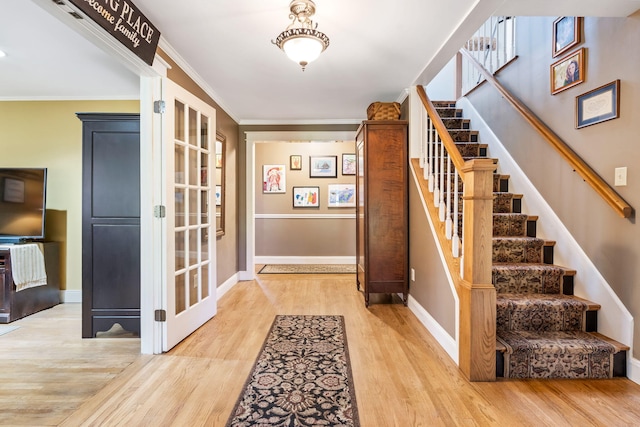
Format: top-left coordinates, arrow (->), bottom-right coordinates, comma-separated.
445,154 -> 453,239
438,136 -> 446,221
433,132 -> 440,206
452,170 -> 461,258
419,109 -> 425,169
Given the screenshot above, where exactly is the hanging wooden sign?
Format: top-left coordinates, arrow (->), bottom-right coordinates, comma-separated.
67,0 -> 160,66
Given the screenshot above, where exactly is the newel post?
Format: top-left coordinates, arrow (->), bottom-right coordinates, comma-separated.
459,159 -> 496,381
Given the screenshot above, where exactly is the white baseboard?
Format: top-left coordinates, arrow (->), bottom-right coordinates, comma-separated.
407,295 -> 458,364
59,289 -> 81,303
255,256 -> 356,265
217,273 -> 239,301
629,357 -> 640,385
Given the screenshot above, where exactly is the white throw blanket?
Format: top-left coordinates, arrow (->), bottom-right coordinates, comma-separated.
8,243 -> 48,292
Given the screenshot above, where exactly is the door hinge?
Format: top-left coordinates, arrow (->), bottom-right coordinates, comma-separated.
153,100 -> 166,114
154,205 -> 166,218
155,309 -> 167,322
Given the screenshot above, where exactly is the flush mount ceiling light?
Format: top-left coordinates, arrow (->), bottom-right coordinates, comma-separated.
272,0 -> 329,71
0,50 -> 6,58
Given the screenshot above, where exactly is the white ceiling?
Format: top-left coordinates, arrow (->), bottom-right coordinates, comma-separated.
1,0 -> 639,124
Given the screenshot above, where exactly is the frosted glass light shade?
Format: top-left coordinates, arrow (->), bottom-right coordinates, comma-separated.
282,36 -> 324,66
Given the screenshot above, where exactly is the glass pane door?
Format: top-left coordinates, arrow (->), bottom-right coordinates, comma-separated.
163,80 -> 217,351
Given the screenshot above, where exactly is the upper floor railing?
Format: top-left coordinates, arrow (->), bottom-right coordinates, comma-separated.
461,16 -> 516,95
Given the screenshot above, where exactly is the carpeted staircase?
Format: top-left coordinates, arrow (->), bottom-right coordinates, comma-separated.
431,101 -> 628,379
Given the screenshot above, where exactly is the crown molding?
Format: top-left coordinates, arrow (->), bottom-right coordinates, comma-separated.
158,37 -> 240,124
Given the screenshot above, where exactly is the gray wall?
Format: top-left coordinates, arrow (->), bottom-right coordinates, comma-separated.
255,141 -> 356,258
466,14 -> 640,356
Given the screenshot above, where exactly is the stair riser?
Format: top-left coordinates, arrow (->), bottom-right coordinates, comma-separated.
441,118 -> 470,130
434,108 -> 461,118
497,306 -> 592,332
427,128 -> 478,142
493,239 -> 545,263
497,350 -> 627,378
493,270 -> 562,294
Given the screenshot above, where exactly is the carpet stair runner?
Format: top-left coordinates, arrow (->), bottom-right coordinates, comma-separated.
431,101 -> 629,379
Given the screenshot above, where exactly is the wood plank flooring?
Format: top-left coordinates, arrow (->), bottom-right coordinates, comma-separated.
2,272 -> 640,426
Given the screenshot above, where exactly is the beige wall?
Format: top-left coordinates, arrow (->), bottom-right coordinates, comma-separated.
0,100 -> 140,291
408,178 -> 456,336
466,15 -> 640,356
255,141 -> 356,258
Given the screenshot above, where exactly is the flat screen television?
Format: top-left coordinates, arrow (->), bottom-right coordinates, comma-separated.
0,168 -> 47,243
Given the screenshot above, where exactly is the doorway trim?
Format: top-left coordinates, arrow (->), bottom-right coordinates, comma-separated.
242,131 -> 355,280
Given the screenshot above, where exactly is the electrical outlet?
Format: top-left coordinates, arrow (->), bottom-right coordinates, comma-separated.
615,167 -> 627,186
411,268 -> 416,281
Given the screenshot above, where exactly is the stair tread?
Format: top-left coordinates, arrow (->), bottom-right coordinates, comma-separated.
492,262 -> 575,274
494,192 -> 523,197
493,236 -> 555,244
496,331 -> 626,353
590,332 -> 630,352
497,330 -> 617,351
497,293 -> 600,311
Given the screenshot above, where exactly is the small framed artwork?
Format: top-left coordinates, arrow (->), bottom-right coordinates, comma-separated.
292,186 -> 319,208
576,80 -> 620,129
550,48 -> 585,94
328,184 -> 356,208
215,154 -> 223,169
552,16 -> 582,58
215,185 -> 222,206
309,155 -> 337,178
263,164 -> 286,193
342,154 -> 356,175
290,155 -> 302,170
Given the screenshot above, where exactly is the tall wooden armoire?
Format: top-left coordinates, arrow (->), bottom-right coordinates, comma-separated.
355,120 -> 409,307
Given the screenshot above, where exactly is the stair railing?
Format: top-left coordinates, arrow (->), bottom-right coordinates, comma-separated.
461,16 -> 516,95
460,48 -> 633,218
416,85 -> 496,381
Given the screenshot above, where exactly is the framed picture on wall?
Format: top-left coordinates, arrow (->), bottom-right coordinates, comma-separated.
309,155 -> 337,178
552,16 -> 582,58
292,186 -> 320,208
263,164 -> 286,193
550,48 -> 585,94
576,80 -> 620,129
290,155 -> 302,170
328,184 -> 356,207
342,154 -> 356,175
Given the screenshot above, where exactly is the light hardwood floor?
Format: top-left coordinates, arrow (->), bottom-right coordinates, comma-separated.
2,273 -> 640,426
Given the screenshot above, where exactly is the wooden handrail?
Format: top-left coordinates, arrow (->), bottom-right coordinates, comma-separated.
460,48 -> 633,218
416,85 -> 467,177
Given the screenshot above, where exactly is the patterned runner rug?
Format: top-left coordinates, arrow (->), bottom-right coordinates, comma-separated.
226,315 -> 360,427
258,264 -> 356,274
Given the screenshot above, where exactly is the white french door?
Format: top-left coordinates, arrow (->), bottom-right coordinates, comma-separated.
162,80 -> 217,351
